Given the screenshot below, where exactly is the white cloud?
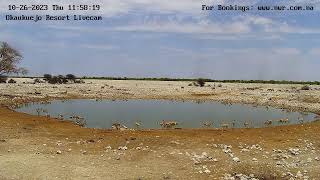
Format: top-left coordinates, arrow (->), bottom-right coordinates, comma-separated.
271,48 -> 301,55
265,22 -> 320,34
161,47 -> 302,58
79,44 -> 117,51
109,19 -> 250,34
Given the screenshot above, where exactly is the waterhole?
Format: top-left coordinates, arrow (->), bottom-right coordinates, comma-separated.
16,99 -> 316,129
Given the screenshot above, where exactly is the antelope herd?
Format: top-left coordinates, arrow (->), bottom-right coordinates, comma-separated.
159,120 -> 178,129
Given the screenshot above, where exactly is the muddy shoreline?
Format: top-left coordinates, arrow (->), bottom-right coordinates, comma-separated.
2,78 -> 320,114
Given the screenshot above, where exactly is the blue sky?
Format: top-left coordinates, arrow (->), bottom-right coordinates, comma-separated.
1,0 -> 320,80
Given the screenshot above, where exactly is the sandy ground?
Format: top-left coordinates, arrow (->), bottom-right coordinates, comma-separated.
0,78 -> 320,179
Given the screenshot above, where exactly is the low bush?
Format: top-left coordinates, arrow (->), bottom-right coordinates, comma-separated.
43,74 -> 52,81
0,76 -> 7,83
66,74 -> 76,82
196,78 -> 206,87
74,79 -> 85,84
48,76 -> 61,84
230,162 -> 281,180
34,78 -> 42,83
8,79 -> 16,83
301,85 -> 310,90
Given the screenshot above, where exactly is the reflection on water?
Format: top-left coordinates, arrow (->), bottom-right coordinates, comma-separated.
16,99 -> 316,129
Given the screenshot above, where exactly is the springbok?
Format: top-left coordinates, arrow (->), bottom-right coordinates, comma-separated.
160,120 -> 178,129
69,115 -> 86,127
58,114 -> 64,120
220,123 -> 229,129
69,115 -> 84,120
36,108 -> 42,116
243,121 -> 250,128
112,123 -> 121,130
298,117 -> 304,124
134,121 -> 141,129
231,120 -> 236,128
264,120 -> 272,126
202,121 -> 212,128
112,123 -> 127,130
278,118 -> 289,123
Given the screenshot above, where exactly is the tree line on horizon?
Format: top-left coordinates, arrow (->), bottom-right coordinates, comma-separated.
7,76 -> 320,85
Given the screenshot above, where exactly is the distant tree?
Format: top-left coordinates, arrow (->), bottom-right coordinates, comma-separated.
196,78 -> 206,87
62,78 -> 68,84
301,85 -> 310,90
48,76 -> 59,84
0,42 -> 27,76
57,75 -> 66,84
43,74 -> 52,81
66,74 -> 76,82
0,76 -> 7,83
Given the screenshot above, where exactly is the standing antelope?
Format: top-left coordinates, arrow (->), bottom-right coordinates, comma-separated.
160,120 -> 178,129
264,120 -> 272,126
202,121 -> 212,128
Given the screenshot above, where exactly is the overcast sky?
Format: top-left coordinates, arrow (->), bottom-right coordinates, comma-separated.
1,0 -> 320,80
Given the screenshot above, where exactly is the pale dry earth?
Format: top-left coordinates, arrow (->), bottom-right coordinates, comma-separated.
0,78 -> 320,180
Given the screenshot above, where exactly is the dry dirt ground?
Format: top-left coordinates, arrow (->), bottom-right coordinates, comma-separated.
0,79 -> 320,179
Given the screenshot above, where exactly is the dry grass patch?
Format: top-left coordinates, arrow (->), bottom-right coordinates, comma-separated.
230,162 -> 282,180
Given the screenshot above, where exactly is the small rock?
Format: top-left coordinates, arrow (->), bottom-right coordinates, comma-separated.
201,152 -> 208,158
232,157 -> 240,162
296,171 -> 303,178
307,158 -> 312,163
194,161 -> 201,165
87,139 -> 95,143
105,146 -> 112,150
56,150 -> 62,154
204,169 -> 211,174
118,146 -> 128,151
81,150 -> 87,155
288,148 -> 300,156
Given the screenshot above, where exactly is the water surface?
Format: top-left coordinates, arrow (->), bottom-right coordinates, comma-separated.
16,99 -> 316,129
